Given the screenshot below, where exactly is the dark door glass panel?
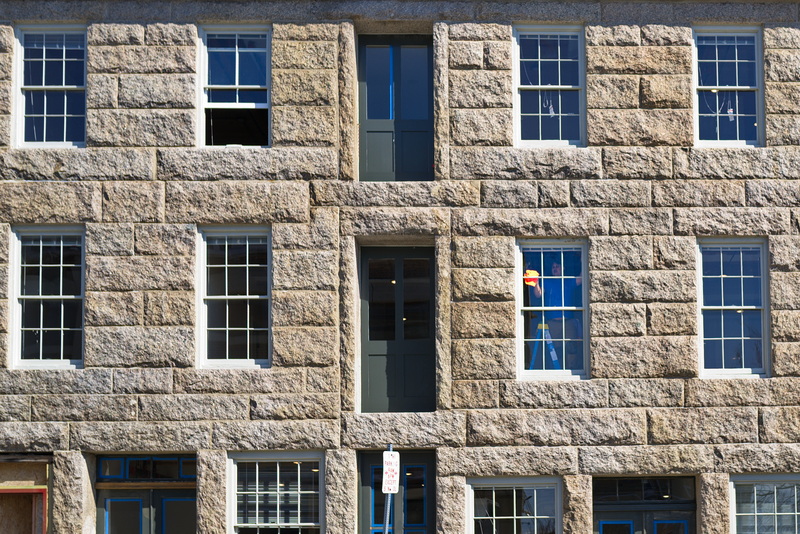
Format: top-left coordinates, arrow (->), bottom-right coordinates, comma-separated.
403,258 -> 431,340
161,499 -> 196,534
366,46 -> 392,120
399,46 -> 428,120
369,258 -> 396,340
600,523 -> 633,534
107,500 -> 142,534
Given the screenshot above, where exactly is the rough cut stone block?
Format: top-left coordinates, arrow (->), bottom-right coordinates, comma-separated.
305,366 -> 339,394
342,412 -> 466,448
143,292 -> 194,326
134,224 -> 194,256
586,75 -> 639,109
500,380 -> 609,409
451,108 -> 513,146
591,336 -> 697,378
602,147 -> 673,179
674,147 -> 800,179
452,380 -> 498,408
0,26 -> 12,52
272,291 -> 337,327
773,273 -> 800,310
452,237 -> 515,268
767,115 -> 800,146
211,420 -> 339,450
770,235 -> 800,271
484,41 -> 511,70
339,207 -> 448,236
591,271 -> 695,303
449,70 -> 513,108
654,180 -> 745,207
451,338 -> 516,380
766,49 -> 800,82
647,303 -> 697,336
747,180 -> 800,207
0,182 -> 102,223
765,25 -> 800,49
589,303 -> 647,337
273,23 -> 339,41
608,378 -> 684,407
774,342 -> 800,376
113,368 -> 173,394
452,268 -> 514,302
450,146 -> 602,180
103,182 -> 164,222
88,46 -> 195,74
572,180 -> 651,207
673,207 -> 791,235
272,106 -> 336,147
166,181 -> 309,224
761,407 -> 800,442
640,75 -> 692,108
653,236 -> 697,269
84,326 -> 194,367
474,2 -> 601,22
118,74 -> 195,109
563,475 -> 593,534
578,444 -> 716,474
197,449 -> 227,534
272,41 -> 336,69
590,236 -> 653,270
685,377 -> 800,407
32,395 -> 136,421
139,395 -> 249,421
0,148 -> 152,181
324,449 -> 358,534
699,473 -> 731,534
51,451 -> 93,534
174,368 -> 305,394
438,446 -> 578,477
587,46 -> 691,75
0,82 -> 11,114
272,328 -> 337,368
271,70 -> 336,106
273,250 -> 337,291
773,311 -> 800,342
87,74 -> 118,108
587,109 -> 692,146
449,23 -> 510,41
0,422 -> 68,452
715,443 -> 800,473
87,23 -> 145,45
467,409 -> 646,446
586,25 -> 641,46
86,256 -> 192,291
453,208 -> 608,237
86,223 -> 134,256
87,109 -> 195,147
145,23 -> 197,46
452,302 -> 515,338
251,393 -> 339,420
0,396 -> 29,421
0,369 -> 111,395
641,24 -> 693,46
449,41 -> 483,69
84,291 -> 142,326
648,407 -> 757,444
538,181 -> 570,208
312,182 -> 479,207
765,83 -> 800,114
70,422 -> 210,451
272,209 -> 338,251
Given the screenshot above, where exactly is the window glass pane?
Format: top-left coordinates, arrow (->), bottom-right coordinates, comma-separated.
365,45 -> 392,120
519,36 -> 538,59
400,46 -> 429,120
107,500 -> 141,534
208,51 -> 236,85
162,499 -> 196,534
368,258 -> 396,341
520,61 -> 540,86
239,51 -> 267,86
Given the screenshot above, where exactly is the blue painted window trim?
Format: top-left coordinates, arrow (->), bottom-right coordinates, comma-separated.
599,520 -> 634,534
402,464 -> 426,528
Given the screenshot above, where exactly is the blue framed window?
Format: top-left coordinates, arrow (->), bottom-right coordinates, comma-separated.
599,521 -> 634,534
98,456 -> 197,481
593,478 -> 696,534
104,499 -> 143,534
654,520 -> 689,534
470,479 -> 560,534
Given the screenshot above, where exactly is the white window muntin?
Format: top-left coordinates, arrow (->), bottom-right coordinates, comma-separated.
10,226 -> 84,369
730,475 -> 800,534
15,26 -> 86,148
693,26 -> 763,147
513,25 -> 585,148
198,26 -> 271,147
697,239 -> 769,378
227,452 -> 324,534
516,240 -> 588,380
197,227 -> 271,368
467,477 -> 562,534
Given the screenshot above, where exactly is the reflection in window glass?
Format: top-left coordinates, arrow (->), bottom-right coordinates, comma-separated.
473,482 -> 558,534
734,482 -> 800,534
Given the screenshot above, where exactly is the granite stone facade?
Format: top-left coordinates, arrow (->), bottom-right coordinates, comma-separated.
0,1 -> 797,533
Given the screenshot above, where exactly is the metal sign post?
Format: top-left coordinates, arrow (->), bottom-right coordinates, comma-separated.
382,444 -> 399,534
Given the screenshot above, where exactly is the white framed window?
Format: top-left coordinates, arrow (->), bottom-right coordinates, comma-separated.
199,27 -> 271,147
514,26 -> 585,147
693,27 -> 763,146
197,228 -> 270,368
228,452 -> 324,534
517,240 -> 588,379
731,476 -> 800,534
15,27 -> 86,147
10,227 -> 84,368
467,477 -> 561,534
698,240 -> 768,377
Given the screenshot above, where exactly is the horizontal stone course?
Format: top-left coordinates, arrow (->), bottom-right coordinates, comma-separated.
173,369 -> 306,394
591,336 -> 697,378
342,412 -> 466,448
86,256 -> 193,291
312,182 -> 479,207
211,420 -> 339,450
70,421 -> 210,451
500,380 -> 609,409
438,446 -> 578,476
31,395 -> 137,421
452,268 -> 514,302
649,407 -> 759,444
453,208 -> 609,237
578,444 -> 716,474
139,394 -> 250,421
84,326 -> 194,367
450,147 -> 602,180
608,378 -> 683,407
250,393 -> 339,420
88,46 -> 195,74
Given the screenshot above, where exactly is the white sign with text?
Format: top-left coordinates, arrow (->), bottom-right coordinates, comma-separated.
382,451 -> 400,494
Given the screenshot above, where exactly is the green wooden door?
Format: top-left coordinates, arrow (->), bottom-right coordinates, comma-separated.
361,248 -> 435,412
358,35 -> 434,181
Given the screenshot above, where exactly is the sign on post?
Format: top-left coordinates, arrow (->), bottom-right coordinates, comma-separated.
382,450 -> 400,494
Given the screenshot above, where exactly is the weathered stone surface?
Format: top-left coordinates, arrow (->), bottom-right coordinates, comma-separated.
313,181 -> 479,207
648,407 -> 757,444
773,273 -> 800,310
715,443 -> 800,473
765,82 -> 800,114
586,75 -> 639,109
474,2 -> 601,21
762,407 -> 800,442
467,409 -> 646,446
451,339 -> 515,380
766,49 -> 800,81
86,256 -> 192,291
587,109 -> 692,145
273,22 -> 338,41
251,393 -> 339,420
590,303 -> 647,337
272,327 -> 337,367
88,46 -> 195,74
134,224 -> 194,256
685,377 -> 800,407
273,250 -> 337,291
272,291 -> 337,327
0,82 -> 10,115
273,209 -> 338,250
699,473 -> 731,534
452,237 -> 515,268
480,181 -> 537,207
0,370 -> 112,395
773,310 -> 800,342
640,75 -> 692,108
647,303 -> 697,336
84,291 -> 142,326
139,395 -> 249,421
641,24 -> 693,46
774,342 -> 800,376
0,396 -> 30,421
84,326 -> 194,367
572,180 -> 651,207
449,40 -> 483,68
113,368 -> 173,394
118,74 -> 195,108
174,368 -> 305,394
52,451 -> 94,534
0,182 -> 102,223
578,444 -> 716,474
305,366 -> 339,394
211,420 -> 339,450
272,106 -> 337,147
166,181 -> 309,224
87,109 -> 194,147
765,25 -> 800,49
272,70 -> 336,106
538,181 -> 570,207
610,208 -> 672,235
767,115 -> 800,146
143,291 -> 194,326
103,181 -> 164,222
586,25 -> 641,46
197,449 -> 226,534
342,412 -> 466,448
451,108 -> 513,146
449,69 -> 512,108
88,23 -> 144,45
452,302 -> 515,338
770,235 -> 800,271
602,147 -> 673,179
500,380 -> 609,409
591,336 -> 697,378
0,422 -> 68,451
340,207 -> 448,236
325,449 -> 358,534
272,40 -> 336,69
483,40 -> 510,70
32,395 -> 136,421
86,222 -> 134,255
609,378 -> 684,407
591,271 -> 695,303
590,235 -> 653,270
449,23 -> 510,41
587,46 -> 691,74
145,23 -> 197,45
563,475 -> 593,534
70,421 -> 210,451
452,268 -> 514,302
673,207 -> 791,235
438,446 -> 578,476
450,146 -> 602,180
654,236 -> 696,269
452,380 -> 498,408
748,180 -> 800,207
86,74 -> 118,108
453,208 -> 608,237
674,147 -> 800,179
0,26 -> 12,53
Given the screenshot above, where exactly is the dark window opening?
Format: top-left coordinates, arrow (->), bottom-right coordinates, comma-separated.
205,108 -> 269,146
